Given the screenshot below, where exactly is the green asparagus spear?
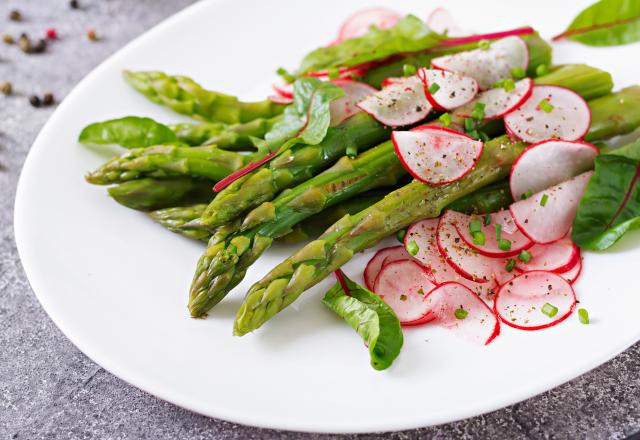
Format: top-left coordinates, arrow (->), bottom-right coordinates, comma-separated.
234,86 -> 640,335
107,177 -> 214,211
123,70 -> 285,124
85,144 -> 262,185
446,180 -> 512,214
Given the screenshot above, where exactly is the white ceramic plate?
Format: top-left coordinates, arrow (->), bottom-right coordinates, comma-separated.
14,0 -> 640,433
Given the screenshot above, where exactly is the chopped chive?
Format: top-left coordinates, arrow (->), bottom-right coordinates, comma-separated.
498,238 -> 512,251
439,112 -> 452,126
403,63 -> 417,76
327,67 -> 340,80
540,194 -> 549,206
464,117 -> 475,131
471,102 -> 486,120
536,64 -> 549,77
469,219 -> 482,234
502,79 -> 515,92
478,39 -> 491,50
473,231 -> 486,246
428,82 -> 441,94
483,214 -> 491,226
454,307 -> 469,319
276,67 -> 295,83
542,302 -> 558,318
346,145 -> 358,157
493,79 -> 505,89
505,258 -> 516,272
518,250 -> 532,263
521,190 -> 533,200
538,98 -> 554,113
578,308 -> 589,324
406,240 -> 419,256
511,67 -> 526,79
396,229 -> 407,243
495,223 -> 502,241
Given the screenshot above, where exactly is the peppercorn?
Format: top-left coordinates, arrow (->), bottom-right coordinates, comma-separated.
46,28 -> 58,40
2,34 -> 14,45
29,95 -> 41,107
18,35 -> 32,53
70,0 -> 80,9
9,10 -> 22,22
0,81 -> 12,96
86,28 -> 98,41
32,39 -> 47,53
43,93 -> 54,106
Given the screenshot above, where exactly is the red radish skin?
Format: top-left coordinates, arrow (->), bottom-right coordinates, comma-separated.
503,85 -> 592,143
337,8 -> 401,42
515,236 -> 580,273
423,282 -> 501,345
494,271 -> 577,331
440,26 -> 535,47
455,210 -> 533,257
392,126 -> 483,185
431,36 -> 529,90
272,82 -> 294,99
426,7 -> 465,37
418,68 -> 478,111
373,259 -> 436,325
558,256 -> 582,284
269,95 -> 293,105
329,79 -> 377,126
364,245 -> 412,290
455,78 -> 533,120
381,77 -> 404,88
510,171 -> 594,244
357,76 -> 432,127
510,140 -> 599,201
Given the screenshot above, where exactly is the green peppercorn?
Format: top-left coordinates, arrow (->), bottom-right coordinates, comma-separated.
2,34 -> 14,45
0,81 -> 12,95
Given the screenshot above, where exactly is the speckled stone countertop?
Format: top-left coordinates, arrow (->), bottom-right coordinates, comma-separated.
1,1 -> 639,439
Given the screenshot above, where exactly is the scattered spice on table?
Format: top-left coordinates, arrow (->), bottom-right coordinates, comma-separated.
42,93 -> 55,106
9,10 -> 22,22
2,34 -> 14,45
45,28 -> 58,40
18,34 -> 32,53
29,95 -> 41,107
87,28 -> 98,41
70,0 -> 80,9
0,81 -> 12,96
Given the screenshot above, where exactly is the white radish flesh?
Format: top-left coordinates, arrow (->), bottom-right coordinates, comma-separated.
510,171 -> 593,244
455,78 -> 533,119
423,282 -> 500,344
392,126 -> 483,184
455,210 -> 533,257
426,7 -> 465,36
431,36 -> 529,90
329,79 -> 377,126
495,271 -> 576,330
558,257 -> 582,284
510,140 -> 598,201
515,236 -> 579,273
503,85 -> 591,143
337,7 -> 401,41
357,76 -> 432,127
418,68 -> 479,110
364,245 -> 412,291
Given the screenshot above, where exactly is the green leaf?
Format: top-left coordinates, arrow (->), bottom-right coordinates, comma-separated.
322,272 -> 403,371
572,147 -> 640,250
264,77 -> 344,147
79,116 -> 178,149
298,15 -> 443,74
554,0 -> 640,46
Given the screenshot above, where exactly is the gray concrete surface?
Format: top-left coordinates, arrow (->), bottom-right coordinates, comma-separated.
1,1 -> 639,439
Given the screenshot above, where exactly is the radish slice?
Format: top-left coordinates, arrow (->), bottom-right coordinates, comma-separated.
373,260 -> 436,325
515,236 -> 579,273
436,211 -> 497,283
418,68 -> 478,111
455,78 -> 533,119
381,77 -> 404,88
503,85 -> 592,143
427,7 -> 465,37
357,76 -> 432,127
364,245 -> 412,291
558,256 -> 582,284
510,140 -> 599,201
455,210 -> 533,257
338,8 -> 401,41
269,95 -> 293,105
272,82 -> 294,99
392,126 -> 483,185
329,79 -> 377,126
431,36 -> 529,90
424,282 -> 500,345
495,271 -> 576,330
510,171 -> 593,244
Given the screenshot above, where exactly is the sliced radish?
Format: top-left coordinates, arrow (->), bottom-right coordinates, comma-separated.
357,76 -> 432,127
329,79 -> 377,126
381,77 -> 404,88
426,7 -> 465,37
455,210 -> 533,257
272,82 -> 294,99
392,126 -> 483,185
373,259 -> 436,325
337,8 -> 401,42
418,68 -> 478,111
431,36 -> 529,90
510,140 -> 598,201
269,94 -> 293,105
515,236 -> 579,273
364,245 -> 411,291
558,256 -> 582,284
504,85 -> 591,143
423,282 -> 500,345
495,271 -> 576,330
455,78 -> 533,120
510,171 -> 593,244
436,211 -> 497,283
